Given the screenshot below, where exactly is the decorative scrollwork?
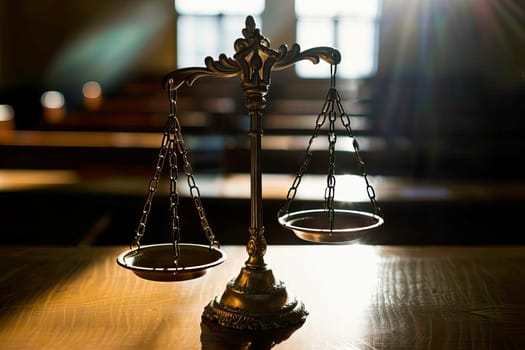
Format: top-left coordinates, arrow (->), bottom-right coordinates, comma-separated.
246,228 -> 267,257
233,16 -> 280,96
162,53 -> 240,90
162,16 -> 340,92
202,296 -> 308,330
274,44 -> 341,71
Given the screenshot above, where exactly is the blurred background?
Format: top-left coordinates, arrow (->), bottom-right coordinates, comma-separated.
0,0 -> 524,246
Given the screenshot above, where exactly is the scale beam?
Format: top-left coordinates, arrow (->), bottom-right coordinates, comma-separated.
162,16 -> 340,91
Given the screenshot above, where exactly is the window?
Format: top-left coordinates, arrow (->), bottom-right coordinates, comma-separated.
295,0 -> 381,78
175,0 -> 380,79
175,0 -> 264,68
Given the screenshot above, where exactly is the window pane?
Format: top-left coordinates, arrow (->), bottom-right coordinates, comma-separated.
295,0 -> 381,78
295,18 -> 334,78
338,20 -> 378,78
175,0 -> 264,68
296,0 -> 379,17
223,16 -> 253,54
176,0 -> 264,15
177,16 -> 220,67
340,0 -> 380,17
295,0 -> 340,17
177,15 -> 262,68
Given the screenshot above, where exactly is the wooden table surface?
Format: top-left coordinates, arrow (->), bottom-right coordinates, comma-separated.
1,245 -> 524,349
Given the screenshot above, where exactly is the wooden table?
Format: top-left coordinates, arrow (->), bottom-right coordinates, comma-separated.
1,245 -> 524,349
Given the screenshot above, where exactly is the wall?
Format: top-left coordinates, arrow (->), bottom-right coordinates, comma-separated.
0,0 -> 176,89
0,0 -> 524,179
379,0 -> 524,85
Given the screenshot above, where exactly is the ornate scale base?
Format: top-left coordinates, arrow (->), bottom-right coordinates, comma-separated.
202,266 -> 308,330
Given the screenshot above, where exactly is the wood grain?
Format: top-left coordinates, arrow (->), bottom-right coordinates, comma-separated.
1,245 -> 524,349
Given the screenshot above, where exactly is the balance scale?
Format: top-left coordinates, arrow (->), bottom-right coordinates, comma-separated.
117,15 -> 383,331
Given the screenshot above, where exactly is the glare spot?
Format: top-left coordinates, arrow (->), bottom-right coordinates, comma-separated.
82,81 -> 102,99
41,91 -> 65,109
401,186 -> 451,200
0,105 -> 15,121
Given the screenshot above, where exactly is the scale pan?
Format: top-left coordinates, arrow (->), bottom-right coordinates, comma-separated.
117,243 -> 226,281
279,209 -> 383,244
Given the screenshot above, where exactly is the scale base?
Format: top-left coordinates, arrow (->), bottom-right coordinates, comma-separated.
202,266 -> 308,330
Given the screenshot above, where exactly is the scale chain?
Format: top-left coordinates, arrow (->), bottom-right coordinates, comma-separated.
335,90 -> 382,218
131,81 -> 218,256
278,94 -> 331,217
279,76 -> 382,227
168,116 -> 181,261
324,88 -> 338,231
131,120 -> 171,249
171,92 -> 217,247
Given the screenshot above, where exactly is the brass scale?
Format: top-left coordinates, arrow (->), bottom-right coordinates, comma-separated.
117,16 -> 383,331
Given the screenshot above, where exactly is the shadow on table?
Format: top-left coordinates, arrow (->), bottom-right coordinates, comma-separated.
0,247 -> 104,321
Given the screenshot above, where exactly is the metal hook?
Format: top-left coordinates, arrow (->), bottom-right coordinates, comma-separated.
209,239 -> 221,252
167,78 -> 177,116
330,64 -> 337,89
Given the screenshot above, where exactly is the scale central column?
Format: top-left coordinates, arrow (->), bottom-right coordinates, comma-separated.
246,95 -> 266,268
201,16 -> 308,330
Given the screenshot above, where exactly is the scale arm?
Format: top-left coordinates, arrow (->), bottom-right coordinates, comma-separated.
162,54 -> 241,91
163,16 -> 341,91
273,44 -> 341,71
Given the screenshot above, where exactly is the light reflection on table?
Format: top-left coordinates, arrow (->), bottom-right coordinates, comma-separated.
1,245 -> 524,349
